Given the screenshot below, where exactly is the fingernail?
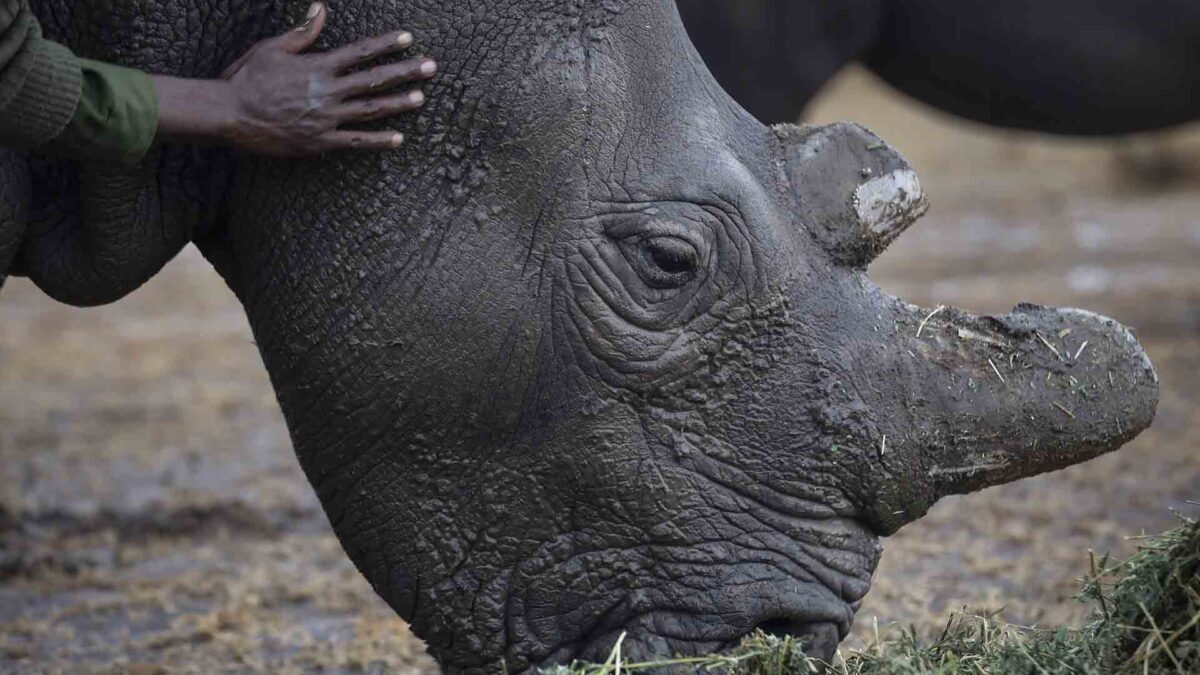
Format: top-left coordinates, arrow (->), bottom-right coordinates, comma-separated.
409,90 -> 425,105
420,59 -> 437,76
391,133 -> 405,147
295,3 -> 321,30
397,32 -> 413,47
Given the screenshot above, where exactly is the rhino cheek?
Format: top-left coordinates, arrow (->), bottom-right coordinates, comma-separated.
474,282 -> 886,668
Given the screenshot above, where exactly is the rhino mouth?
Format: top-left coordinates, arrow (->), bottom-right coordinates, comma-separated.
535,537 -> 871,668
722,570 -> 862,658
736,618 -> 845,661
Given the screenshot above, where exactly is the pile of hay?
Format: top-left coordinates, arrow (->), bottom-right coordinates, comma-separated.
544,513 -> 1198,674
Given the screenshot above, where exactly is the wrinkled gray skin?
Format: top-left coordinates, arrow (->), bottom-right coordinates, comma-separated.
4,0 -> 1159,672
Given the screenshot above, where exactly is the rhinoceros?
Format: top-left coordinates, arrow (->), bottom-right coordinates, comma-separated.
677,0 -> 1200,133
1,0 -> 1158,672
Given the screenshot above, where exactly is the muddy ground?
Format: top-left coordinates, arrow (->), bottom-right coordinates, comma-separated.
2,68 -> 1198,673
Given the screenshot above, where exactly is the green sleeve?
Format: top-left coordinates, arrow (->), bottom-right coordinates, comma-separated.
0,0 -> 83,149
45,58 -> 160,166
0,0 -> 159,166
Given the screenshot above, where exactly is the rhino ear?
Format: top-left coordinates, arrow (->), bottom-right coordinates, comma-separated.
775,122 -> 928,268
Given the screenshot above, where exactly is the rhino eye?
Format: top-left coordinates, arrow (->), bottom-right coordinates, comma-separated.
634,236 -> 699,288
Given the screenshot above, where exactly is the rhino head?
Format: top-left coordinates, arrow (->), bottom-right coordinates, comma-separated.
9,0 -> 1157,672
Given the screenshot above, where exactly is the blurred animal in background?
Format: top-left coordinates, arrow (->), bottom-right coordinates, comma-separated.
677,0 -> 1200,134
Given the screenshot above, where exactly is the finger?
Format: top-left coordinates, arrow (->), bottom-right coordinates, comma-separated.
335,90 -> 426,123
318,130 -> 407,152
322,30 -> 416,72
275,2 -> 328,54
334,58 -> 437,98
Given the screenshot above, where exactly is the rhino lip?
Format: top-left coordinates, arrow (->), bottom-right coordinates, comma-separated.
720,617 -> 847,661
753,616 -> 835,638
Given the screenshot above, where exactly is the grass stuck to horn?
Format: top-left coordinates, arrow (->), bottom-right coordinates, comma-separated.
540,511 -> 1199,674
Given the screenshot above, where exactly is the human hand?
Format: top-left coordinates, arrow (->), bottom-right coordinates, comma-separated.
154,2 -> 437,156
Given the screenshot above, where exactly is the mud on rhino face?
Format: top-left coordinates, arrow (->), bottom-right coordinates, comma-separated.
214,1 -> 1158,672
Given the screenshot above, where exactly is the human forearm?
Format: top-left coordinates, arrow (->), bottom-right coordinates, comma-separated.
150,75 -> 232,146
6,2 -> 436,164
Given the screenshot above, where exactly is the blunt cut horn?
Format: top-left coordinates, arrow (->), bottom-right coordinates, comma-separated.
776,122 -> 928,267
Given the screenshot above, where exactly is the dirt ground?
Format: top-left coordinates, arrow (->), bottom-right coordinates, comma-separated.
1,67 -> 1198,673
